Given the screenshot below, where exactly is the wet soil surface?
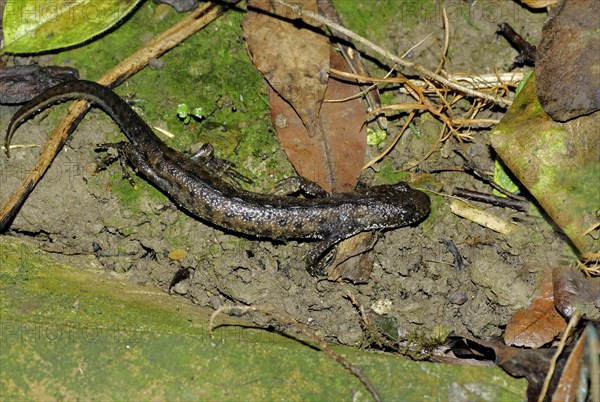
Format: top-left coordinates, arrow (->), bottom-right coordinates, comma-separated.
0,2 -> 563,347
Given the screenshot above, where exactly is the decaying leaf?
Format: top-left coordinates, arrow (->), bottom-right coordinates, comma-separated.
496,343 -> 564,401
316,0 -> 387,130
243,0 -> 329,137
504,274 -> 567,348
553,266 -> 600,321
445,322 -> 598,401
455,336 -> 565,401
444,336 -> 551,399
490,74 -> 600,256
269,47 -> 367,193
536,0 -> 600,121
327,231 -> 377,283
551,323 -> 599,402
0,65 -> 79,104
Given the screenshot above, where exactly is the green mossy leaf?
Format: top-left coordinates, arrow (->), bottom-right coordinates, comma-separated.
491,73 -> 600,255
493,159 -> 520,197
2,0 -> 141,53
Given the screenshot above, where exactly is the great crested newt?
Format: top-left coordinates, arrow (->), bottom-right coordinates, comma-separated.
4,80 -> 430,275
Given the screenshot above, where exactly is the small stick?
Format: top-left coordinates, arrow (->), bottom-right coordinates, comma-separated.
0,144 -> 39,151
449,199 -> 515,235
497,23 -> 536,69
453,188 -> 529,212
275,0 -> 512,106
329,69 -> 525,90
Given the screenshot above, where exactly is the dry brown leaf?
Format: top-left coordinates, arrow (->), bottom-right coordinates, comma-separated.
242,0 -> 329,137
504,275 -> 567,348
551,325 -> 586,401
270,47 -> 367,192
327,232 -> 377,283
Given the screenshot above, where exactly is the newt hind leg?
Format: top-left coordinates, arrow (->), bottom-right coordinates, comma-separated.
305,233 -> 345,276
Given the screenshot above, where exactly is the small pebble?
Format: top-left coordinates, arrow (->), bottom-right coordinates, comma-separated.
172,281 -> 188,295
448,291 -> 468,305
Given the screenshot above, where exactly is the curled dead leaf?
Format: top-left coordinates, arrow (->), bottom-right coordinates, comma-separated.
504,274 -> 567,348
269,47 -> 367,193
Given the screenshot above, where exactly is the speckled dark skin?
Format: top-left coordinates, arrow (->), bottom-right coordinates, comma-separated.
5,80 -> 431,275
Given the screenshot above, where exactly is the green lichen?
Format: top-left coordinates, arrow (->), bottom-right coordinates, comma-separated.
367,127 -> 387,146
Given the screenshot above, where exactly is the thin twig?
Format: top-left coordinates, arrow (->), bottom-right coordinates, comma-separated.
0,144 -> 39,151
453,188 -> 529,211
401,32 -> 435,59
328,69 -> 524,90
275,0 -> 512,106
435,4 -> 450,75
370,104 -> 429,113
451,118 -> 500,126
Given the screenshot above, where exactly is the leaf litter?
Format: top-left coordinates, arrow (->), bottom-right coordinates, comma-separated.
1,1 -> 599,400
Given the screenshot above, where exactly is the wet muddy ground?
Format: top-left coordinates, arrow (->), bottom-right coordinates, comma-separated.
1,1 -> 565,348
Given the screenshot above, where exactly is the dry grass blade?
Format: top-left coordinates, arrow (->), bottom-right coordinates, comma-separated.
363,111 -> 416,170
435,3 -> 450,74
537,311 -> 581,402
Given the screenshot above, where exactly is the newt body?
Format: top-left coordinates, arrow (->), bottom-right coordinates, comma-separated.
5,80 -> 430,275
